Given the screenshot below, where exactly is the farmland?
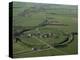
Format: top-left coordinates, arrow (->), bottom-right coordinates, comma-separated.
12,2 -> 78,58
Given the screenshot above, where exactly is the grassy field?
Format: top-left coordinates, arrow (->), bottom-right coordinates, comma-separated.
12,2 -> 78,58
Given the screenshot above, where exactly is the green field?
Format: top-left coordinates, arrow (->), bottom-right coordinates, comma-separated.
12,2 -> 78,58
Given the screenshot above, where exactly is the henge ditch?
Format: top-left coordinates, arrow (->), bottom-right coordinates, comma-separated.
13,20 -> 77,48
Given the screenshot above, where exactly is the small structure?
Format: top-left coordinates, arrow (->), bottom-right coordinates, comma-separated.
42,33 -> 53,38
27,33 -> 32,38
48,33 -> 53,37
32,48 -> 38,51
